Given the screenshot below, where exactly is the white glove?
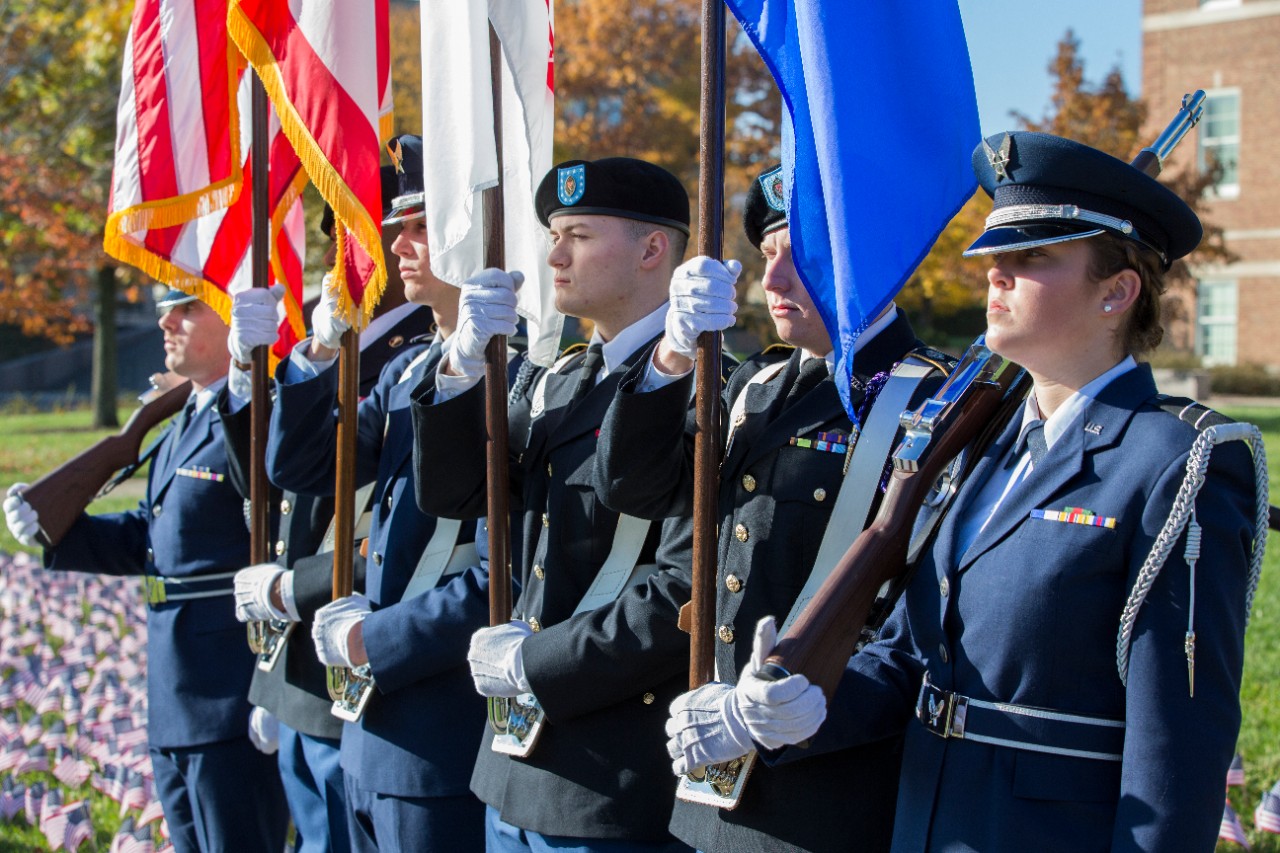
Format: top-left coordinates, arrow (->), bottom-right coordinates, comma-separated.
228,284 -> 285,364
665,682 -> 753,776
311,274 -> 351,351
467,620 -> 534,698
450,269 -> 524,379
665,256 -> 741,359
233,563 -> 292,623
312,594 -> 372,668
248,706 -> 279,755
731,616 -> 827,750
4,484 -> 40,548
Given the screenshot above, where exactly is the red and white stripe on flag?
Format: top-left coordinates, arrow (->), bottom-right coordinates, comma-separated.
229,0 -> 393,331
1220,799 -> 1251,848
104,0 -> 306,359
419,0 -> 562,366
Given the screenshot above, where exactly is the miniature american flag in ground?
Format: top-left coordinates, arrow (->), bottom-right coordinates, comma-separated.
0,551 -> 173,847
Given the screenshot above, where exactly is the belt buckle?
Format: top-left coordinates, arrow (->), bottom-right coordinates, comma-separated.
142,576 -> 167,606
917,679 -> 966,738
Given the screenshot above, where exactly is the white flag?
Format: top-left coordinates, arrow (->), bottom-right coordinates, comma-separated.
420,0 -> 562,366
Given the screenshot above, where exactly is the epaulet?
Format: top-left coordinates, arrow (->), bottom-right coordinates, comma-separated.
1149,394 -> 1234,431
906,345 -> 956,375
550,342 -> 588,374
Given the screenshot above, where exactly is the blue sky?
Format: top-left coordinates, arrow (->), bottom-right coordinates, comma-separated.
957,0 -> 1142,134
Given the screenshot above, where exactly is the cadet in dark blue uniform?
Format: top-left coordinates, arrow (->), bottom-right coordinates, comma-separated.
265,136 -> 492,852
599,165 -> 950,853
412,158 -> 718,852
5,291 -> 289,853
220,170 -> 432,853
750,132 -> 1265,852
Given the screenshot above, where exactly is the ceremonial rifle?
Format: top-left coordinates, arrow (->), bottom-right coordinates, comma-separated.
22,374 -> 191,550
758,90 -> 1234,698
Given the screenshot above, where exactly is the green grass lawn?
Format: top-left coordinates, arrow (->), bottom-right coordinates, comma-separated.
0,403 -> 1276,849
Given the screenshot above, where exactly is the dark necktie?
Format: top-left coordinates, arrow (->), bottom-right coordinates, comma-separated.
783,357 -> 827,411
1013,419 -> 1048,469
174,397 -> 198,438
571,342 -> 605,404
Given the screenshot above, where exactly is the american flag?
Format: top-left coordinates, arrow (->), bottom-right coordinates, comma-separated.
61,801 -> 94,851
1228,752 -> 1246,787
1256,779 -> 1280,835
1220,798 -> 1251,848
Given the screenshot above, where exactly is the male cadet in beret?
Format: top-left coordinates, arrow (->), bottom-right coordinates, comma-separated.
595,164 -> 950,853
258,134 -> 498,851
4,291 -> 289,853
218,165 -> 433,853
412,157 -> 731,853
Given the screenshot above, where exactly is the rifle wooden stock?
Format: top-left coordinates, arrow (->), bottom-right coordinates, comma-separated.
761,362 -> 1018,699
25,379 -> 191,549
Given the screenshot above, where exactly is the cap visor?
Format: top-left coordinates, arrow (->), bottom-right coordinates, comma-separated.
963,224 -> 1104,257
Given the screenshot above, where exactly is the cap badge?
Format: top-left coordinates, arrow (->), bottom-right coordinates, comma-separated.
759,165 -> 786,212
387,139 -> 405,174
557,165 -> 586,206
982,133 -> 1013,181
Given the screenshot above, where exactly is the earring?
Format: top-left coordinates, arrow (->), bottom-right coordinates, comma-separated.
1104,305 -> 1113,313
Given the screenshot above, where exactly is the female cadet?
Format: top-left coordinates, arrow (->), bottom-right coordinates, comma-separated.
715,132 -> 1265,853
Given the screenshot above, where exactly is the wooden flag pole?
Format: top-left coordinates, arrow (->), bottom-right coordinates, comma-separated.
331,327 -> 360,603
689,0 -> 727,690
245,71 -> 273,654
483,23 -> 512,629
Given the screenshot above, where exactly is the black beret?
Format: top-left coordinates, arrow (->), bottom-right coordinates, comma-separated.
383,134 -> 426,225
322,165 -> 399,238
744,164 -> 788,248
535,158 -> 690,235
964,131 -> 1202,267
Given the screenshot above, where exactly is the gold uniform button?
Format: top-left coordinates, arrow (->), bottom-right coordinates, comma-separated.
939,577 -> 950,598
725,574 -> 743,593
533,565 -> 545,580
542,513 -> 550,528
718,625 -> 735,644
734,523 -> 749,543
642,692 -> 655,705
280,499 -> 292,515
813,488 -> 827,502
528,618 -> 542,633
275,540 -> 286,557
741,474 -> 757,493
734,412 -> 747,428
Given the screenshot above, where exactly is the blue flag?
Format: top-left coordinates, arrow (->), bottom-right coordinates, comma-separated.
726,0 -> 980,418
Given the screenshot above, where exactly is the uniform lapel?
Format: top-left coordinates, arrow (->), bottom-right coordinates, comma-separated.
151,404 -> 217,503
956,366 -> 1152,572
742,378 -> 847,470
544,335 -> 662,453
382,343 -> 442,482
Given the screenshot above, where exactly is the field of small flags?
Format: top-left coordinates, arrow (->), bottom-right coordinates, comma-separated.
0,552 -> 171,851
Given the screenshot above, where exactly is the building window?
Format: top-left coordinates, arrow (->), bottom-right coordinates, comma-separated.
1198,90 -> 1240,198
1197,280 -> 1237,366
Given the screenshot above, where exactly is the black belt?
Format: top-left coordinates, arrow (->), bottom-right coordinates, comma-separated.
916,676 -> 1125,762
142,571 -> 237,606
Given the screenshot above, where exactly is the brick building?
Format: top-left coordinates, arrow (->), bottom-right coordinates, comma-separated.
1143,0 -> 1280,368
